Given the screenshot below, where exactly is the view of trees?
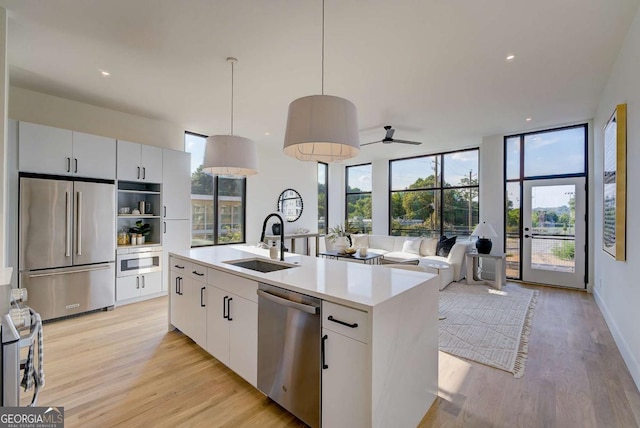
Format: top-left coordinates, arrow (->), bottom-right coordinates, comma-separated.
389,174 -> 478,237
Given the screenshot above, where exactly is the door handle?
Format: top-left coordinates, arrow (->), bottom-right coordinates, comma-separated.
66,157 -> 71,172
321,334 -> 328,369
327,315 -> 358,329
256,290 -> 319,314
76,191 -> 82,256
142,167 -> 146,179
178,277 -> 183,295
200,287 -> 205,307
136,276 -> 140,289
223,296 -> 228,319
175,277 -> 180,294
27,264 -> 110,278
65,191 -> 72,257
74,158 -> 78,173
137,166 -> 140,179
227,297 -> 233,321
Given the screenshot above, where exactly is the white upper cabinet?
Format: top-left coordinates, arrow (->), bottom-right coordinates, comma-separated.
162,149 -> 191,220
72,132 -> 117,180
18,122 -> 116,179
117,140 -> 163,183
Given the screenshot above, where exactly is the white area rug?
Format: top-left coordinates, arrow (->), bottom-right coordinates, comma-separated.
439,282 -> 538,378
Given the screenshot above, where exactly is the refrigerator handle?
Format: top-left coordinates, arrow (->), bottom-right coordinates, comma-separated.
76,191 -> 82,256
65,191 -> 72,257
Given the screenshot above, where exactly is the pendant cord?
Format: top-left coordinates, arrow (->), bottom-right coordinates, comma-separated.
321,0 -> 325,95
230,60 -> 234,135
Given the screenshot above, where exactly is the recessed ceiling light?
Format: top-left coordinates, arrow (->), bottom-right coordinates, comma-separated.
99,70 -> 110,77
526,117 -> 532,122
506,54 -> 516,62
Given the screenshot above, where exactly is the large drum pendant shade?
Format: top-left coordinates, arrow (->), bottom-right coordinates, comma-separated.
283,95 -> 360,162
203,134 -> 258,176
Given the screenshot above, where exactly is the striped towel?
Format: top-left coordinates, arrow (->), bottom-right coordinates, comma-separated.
20,312 -> 45,391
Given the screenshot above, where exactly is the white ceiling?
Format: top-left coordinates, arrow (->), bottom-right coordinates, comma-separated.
1,0 -> 638,161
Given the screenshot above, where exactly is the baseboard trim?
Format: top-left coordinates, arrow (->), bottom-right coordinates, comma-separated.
593,287 -> 640,392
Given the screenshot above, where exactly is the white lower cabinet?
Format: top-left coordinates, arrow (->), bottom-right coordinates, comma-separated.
322,301 -> 371,427
116,271 -> 162,302
205,283 -> 258,387
170,260 -> 206,348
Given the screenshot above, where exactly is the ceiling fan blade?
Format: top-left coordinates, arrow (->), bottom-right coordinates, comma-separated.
361,140 -> 382,146
392,139 -> 422,145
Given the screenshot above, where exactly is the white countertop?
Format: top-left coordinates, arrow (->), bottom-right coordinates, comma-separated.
171,245 -> 436,310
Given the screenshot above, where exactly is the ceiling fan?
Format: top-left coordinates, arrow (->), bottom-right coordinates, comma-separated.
361,126 -> 422,146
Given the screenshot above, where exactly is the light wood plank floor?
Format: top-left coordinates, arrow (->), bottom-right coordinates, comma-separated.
22,283 -> 640,427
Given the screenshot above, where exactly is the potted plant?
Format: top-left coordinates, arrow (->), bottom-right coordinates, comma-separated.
326,224 -> 351,253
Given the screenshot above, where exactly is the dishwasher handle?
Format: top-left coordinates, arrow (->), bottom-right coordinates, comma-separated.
257,290 -> 319,314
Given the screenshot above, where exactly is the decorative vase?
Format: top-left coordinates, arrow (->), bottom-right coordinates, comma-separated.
334,236 -> 349,254
272,223 -> 281,235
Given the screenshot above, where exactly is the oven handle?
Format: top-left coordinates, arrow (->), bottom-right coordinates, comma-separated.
28,265 -> 111,278
257,290 -> 319,314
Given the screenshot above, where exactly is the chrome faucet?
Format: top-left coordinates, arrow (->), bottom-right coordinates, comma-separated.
260,213 -> 285,261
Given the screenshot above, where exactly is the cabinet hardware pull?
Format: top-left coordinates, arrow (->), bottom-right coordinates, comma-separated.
164,222 -> 167,234
142,167 -> 146,179
223,296 -> 228,319
192,270 -> 204,276
175,277 -> 179,294
178,277 -> 183,295
66,157 -> 71,172
200,287 -> 205,307
327,315 -> 358,328
74,158 -> 78,173
136,276 -> 140,289
137,166 -> 140,179
142,276 -> 145,288
321,334 -> 328,369
174,264 -> 184,269
164,206 -> 167,218
227,297 -> 233,321
524,234 -> 530,238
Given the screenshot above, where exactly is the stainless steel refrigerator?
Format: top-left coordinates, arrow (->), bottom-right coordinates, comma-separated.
19,176 -> 116,321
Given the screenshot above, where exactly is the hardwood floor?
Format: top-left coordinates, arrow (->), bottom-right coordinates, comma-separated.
23,284 -> 640,427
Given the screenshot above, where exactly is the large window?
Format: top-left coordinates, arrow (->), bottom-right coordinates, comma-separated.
504,124 -> 587,280
318,162 -> 328,234
185,132 -> 246,247
389,149 -> 479,238
345,164 -> 372,233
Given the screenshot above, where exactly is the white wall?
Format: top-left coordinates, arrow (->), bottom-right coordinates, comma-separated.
9,87 -> 184,150
245,144 -> 319,253
0,9 -> 7,267
592,5 -> 640,390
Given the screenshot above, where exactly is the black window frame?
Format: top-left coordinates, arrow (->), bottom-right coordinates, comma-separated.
503,123 -> 588,281
185,131 -> 247,247
345,163 -> 373,234
388,148 -> 480,238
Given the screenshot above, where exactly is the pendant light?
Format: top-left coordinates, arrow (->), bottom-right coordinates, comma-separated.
283,0 -> 360,162
203,57 -> 258,176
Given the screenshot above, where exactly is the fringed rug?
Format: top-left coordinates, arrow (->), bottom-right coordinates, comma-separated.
439,282 -> 538,378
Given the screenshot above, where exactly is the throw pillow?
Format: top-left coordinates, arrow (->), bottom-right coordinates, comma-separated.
401,237 -> 422,255
351,234 -> 369,249
436,235 -> 457,257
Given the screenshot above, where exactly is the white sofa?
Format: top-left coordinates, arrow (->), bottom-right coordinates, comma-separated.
326,234 -> 473,290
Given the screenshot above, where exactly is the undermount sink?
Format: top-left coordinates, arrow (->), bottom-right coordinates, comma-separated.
224,258 -> 298,273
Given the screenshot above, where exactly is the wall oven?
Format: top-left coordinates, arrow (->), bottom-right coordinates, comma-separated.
116,248 -> 162,277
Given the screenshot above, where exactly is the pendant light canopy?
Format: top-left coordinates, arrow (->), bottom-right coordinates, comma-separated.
203,57 -> 258,176
283,0 -> 360,163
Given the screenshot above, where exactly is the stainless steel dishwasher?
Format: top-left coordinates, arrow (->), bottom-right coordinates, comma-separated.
257,283 -> 321,428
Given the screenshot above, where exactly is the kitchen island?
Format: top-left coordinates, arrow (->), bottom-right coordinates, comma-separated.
169,245 -> 439,428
